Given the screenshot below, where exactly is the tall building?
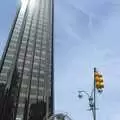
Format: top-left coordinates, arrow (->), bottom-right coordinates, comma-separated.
0,0 -> 54,120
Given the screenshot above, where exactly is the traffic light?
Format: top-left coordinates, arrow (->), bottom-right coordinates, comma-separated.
94,72 -> 104,90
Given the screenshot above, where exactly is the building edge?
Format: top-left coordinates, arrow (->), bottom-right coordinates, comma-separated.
51,0 -> 54,115
0,3 -> 22,74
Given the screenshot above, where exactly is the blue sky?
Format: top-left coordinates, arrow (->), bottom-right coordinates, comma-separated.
0,0 -> 120,120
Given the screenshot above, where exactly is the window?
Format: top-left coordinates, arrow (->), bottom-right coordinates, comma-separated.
26,22 -> 31,26
8,48 -> 16,52
19,55 -> 24,59
6,53 -> 14,58
36,44 -> 40,48
42,45 -> 46,49
23,34 -> 28,39
7,51 -> 15,56
11,38 -> 18,42
38,95 -> 43,99
12,33 -> 19,38
28,42 -> 33,46
41,50 -> 46,55
23,75 -> 29,79
21,84 -> 27,88
15,24 -> 21,29
33,69 -> 38,73
19,96 -> 26,103
29,36 -> 35,41
32,23 -> 36,28
30,88 -> 37,95
39,89 -> 44,96
30,94 -> 36,98
0,77 -> 7,83
26,55 -> 32,60
25,60 -> 31,64
35,51 -> 40,56
34,62 -> 39,66
36,39 -> 41,44
9,43 -> 17,48
18,103 -> 24,108
33,64 -> 39,69
34,59 -> 39,63
37,33 -> 43,38
31,80 -> 38,86
16,20 -> 22,26
21,87 -> 27,93
21,46 -> 26,50
39,81 -> 44,87
14,28 -> 20,34
19,52 -> 24,56
30,98 -> 36,104
32,72 -> 38,78
30,31 -> 35,36
20,93 -> 26,97
32,76 -> 37,81
17,107 -> 24,115
41,59 -> 46,64
24,67 -> 30,71
25,26 -> 30,31
5,59 -> 12,64
17,19 -> 22,25
26,54 -> 32,57
34,55 -> 39,60
40,63 -> 45,67
18,66 -> 22,70
4,62 -> 12,67
22,79 -> 29,85
22,40 -> 27,44
40,70 -> 44,74
0,72 -> 7,76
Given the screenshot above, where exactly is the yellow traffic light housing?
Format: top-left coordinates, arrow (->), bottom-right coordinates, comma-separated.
99,77 -> 104,88
94,72 -> 104,90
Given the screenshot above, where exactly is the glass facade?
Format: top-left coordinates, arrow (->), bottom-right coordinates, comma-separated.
0,0 -> 53,119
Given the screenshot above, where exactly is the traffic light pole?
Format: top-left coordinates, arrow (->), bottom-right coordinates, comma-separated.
93,68 -> 96,120
78,67 -> 104,120
78,68 -> 104,120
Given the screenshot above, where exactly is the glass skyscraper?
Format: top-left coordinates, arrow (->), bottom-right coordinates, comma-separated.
0,0 -> 54,119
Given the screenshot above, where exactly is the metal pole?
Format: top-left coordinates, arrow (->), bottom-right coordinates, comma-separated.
93,68 -> 96,120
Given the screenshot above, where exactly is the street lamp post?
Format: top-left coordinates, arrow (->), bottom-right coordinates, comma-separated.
78,90 -> 95,114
